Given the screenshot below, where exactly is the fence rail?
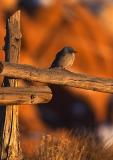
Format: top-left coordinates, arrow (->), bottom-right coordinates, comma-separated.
0,61 -> 113,94
1,7 -> 113,160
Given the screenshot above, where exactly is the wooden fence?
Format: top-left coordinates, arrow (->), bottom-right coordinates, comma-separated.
1,10 -> 113,160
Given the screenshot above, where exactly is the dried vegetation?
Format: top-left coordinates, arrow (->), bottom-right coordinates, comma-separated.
24,131 -> 113,160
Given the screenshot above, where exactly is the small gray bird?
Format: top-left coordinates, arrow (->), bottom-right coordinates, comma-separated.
51,47 -> 76,69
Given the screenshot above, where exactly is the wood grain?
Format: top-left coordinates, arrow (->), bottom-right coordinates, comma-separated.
1,11 -> 22,160
0,86 -> 52,105
0,61 -> 113,94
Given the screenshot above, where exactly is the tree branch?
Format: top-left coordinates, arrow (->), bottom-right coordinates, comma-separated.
0,61 -> 113,94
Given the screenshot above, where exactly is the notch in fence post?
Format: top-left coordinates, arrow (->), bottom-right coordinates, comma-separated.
1,10 -> 22,160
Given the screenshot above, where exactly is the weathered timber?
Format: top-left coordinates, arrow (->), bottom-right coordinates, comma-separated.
1,11 -> 22,160
0,86 -> 52,105
0,61 -> 113,94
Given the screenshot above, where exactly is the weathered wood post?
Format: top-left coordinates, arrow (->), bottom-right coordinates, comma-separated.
0,4 -> 113,160
1,11 -> 22,160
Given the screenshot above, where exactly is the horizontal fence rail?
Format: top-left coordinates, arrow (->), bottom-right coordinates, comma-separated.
0,86 -> 52,105
0,61 -> 113,94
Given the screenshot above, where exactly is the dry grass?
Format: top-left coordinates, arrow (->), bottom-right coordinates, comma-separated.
23,130 -> 113,160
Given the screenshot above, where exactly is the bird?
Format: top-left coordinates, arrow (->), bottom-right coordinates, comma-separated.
50,47 -> 76,69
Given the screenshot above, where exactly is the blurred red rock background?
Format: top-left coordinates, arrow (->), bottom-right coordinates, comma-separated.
1,0 -> 113,157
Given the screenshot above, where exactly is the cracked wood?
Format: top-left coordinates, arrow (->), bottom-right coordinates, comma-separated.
0,61 -> 113,94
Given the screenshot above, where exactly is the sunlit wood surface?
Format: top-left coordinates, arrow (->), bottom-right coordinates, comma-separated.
1,1 -> 113,156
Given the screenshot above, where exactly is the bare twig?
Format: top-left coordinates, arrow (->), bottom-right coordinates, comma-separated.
0,61 -> 113,94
